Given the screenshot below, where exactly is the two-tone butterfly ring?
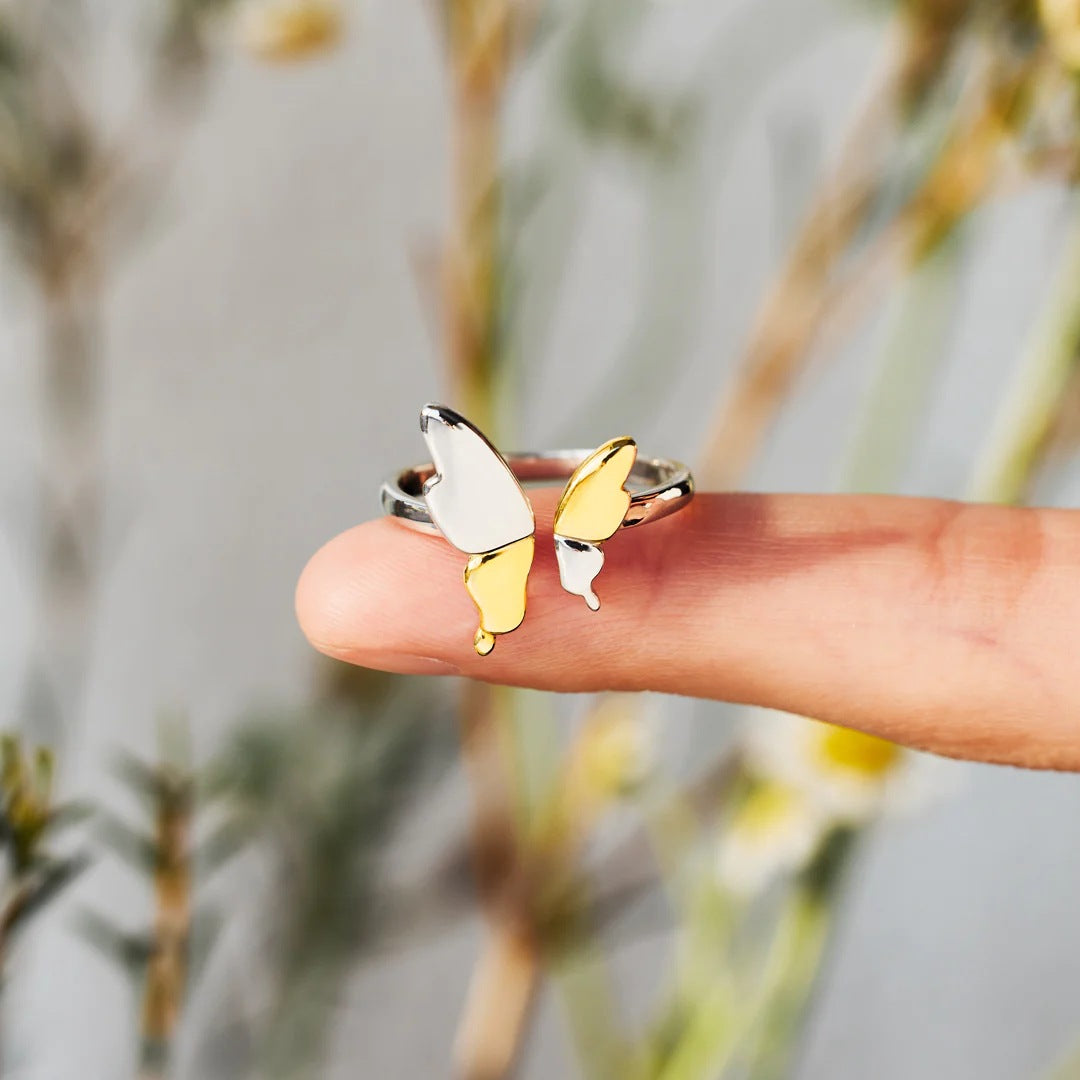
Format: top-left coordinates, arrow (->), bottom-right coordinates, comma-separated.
380,404 -> 695,656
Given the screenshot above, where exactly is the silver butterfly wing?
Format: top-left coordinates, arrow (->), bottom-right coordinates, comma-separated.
420,404 -> 534,555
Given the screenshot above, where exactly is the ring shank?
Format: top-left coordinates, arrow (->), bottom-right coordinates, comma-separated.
381,449 -> 694,534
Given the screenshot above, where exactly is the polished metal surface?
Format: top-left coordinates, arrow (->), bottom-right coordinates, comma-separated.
554,537 -> 604,611
387,406 -> 694,647
414,404 -> 538,655
551,436 -> 638,609
382,448 -> 694,535
419,404 -> 534,554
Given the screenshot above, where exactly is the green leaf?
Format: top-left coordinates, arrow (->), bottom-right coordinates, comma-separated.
44,799 -> 95,834
75,908 -> 154,980
194,819 -> 250,878
95,811 -> 159,875
188,908 -> 223,990
111,751 -> 171,808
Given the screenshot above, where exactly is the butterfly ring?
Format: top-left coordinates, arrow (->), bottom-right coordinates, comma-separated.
380,404 -> 695,656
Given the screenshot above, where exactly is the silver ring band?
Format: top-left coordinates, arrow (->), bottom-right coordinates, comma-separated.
381,449 -> 694,535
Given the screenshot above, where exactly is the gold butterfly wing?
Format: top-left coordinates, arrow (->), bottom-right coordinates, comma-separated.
553,437 -> 637,610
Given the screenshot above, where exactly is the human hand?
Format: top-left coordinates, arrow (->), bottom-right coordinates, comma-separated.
297,490 -> 1080,771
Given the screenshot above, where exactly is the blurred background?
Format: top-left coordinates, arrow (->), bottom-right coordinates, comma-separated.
1,0 -> 1080,1077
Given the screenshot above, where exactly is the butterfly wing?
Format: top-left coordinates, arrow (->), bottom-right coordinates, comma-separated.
420,404 -> 534,555
553,437 -> 637,544
553,437 -> 636,610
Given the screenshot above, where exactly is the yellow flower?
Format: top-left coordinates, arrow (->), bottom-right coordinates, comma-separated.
240,0 -> 344,62
812,723 -> 902,780
1040,0 -> 1080,70
715,780 -> 826,896
742,709 -> 936,825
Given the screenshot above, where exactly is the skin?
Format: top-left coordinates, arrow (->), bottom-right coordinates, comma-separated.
296,491 -> 1080,771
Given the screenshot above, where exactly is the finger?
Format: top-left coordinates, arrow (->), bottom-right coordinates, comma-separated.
296,492 -> 1080,770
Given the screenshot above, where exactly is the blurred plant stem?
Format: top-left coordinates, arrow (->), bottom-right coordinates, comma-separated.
79,726 -> 205,1080
735,833 -> 852,1080
9,1 -> 257,747
454,921 -> 540,1080
439,4 -> 562,1078
455,691 -> 666,1078
697,7 -> 1030,488
552,938 -> 628,1080
970,205 -> 1080,504
138,745 -> 193,1078
644,182 -> 969,1080
191,675 -> 444,1080
0,734 -> 89,1069
697,20 -> 909,487
0,734 -> 87,951
552,0 -> 840,443
454,684 -> 541,1080
647,884 -> 739,1080
26,269 -> 104,748
546,731 -> 750,1080
693,239 -> 966,1080
445,0 -> 512,436
842,238 -> 963,492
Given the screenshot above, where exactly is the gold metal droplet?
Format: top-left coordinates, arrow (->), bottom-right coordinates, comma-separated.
553,438 -> 637,544
463,535 -> 535,655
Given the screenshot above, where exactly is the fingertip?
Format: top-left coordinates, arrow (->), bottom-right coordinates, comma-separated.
293,492 -> 678,690
295,519 -> 454,659
294,524 -> 368,656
